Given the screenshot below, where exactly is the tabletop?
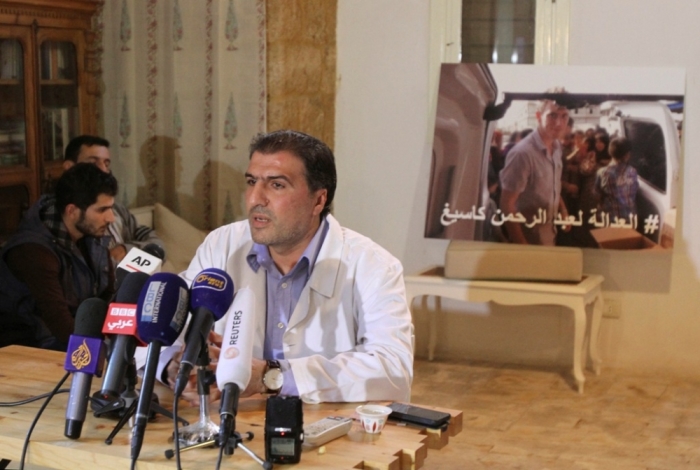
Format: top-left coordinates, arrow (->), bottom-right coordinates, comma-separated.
0,345 -> 462,469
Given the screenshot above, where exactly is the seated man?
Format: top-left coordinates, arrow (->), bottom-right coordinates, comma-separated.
63,135 -> 164,263
0,163 -> 117,350
163,130 -> 414,404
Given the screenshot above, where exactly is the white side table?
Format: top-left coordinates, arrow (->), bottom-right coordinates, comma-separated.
404,268 -> 604,393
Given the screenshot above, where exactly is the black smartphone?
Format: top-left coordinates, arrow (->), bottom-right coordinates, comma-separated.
388,402 -> 451,429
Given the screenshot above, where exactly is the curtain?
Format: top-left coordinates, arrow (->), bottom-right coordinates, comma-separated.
97,0 -> 266,230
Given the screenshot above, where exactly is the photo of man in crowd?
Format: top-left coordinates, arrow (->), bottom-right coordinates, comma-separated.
426,63 -> 683,250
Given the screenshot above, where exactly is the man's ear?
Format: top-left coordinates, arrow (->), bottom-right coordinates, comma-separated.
313,189 -> 327,216
62,160 -> 74,171
63,203 -> 81,222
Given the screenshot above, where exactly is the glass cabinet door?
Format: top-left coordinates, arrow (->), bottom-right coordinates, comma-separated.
39,40 -> 80,163
0,38 -> 27,168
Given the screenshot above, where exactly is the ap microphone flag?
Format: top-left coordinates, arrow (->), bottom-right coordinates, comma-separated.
113,244 -> 164,292
117,246 -> 163,275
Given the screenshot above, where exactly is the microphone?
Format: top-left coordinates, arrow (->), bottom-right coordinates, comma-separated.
131,272 -> 189,462
174,268 -> 234,398
142,242 -> 165,261
64,297 -> 109,439
114,243 -> 164,291
92,272 -> 150,412
216,287 -> 256,446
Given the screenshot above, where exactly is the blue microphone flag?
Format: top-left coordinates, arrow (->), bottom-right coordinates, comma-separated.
190,268 -> 234,320
136,272 -> 189,345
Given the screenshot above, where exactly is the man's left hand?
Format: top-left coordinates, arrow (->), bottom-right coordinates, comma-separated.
241,358 -> 267,397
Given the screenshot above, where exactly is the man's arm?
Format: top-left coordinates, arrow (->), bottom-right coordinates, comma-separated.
112,203 -> 164,260
286,253 -> 414,404
5,244 -> 75,343
558,196 -> 571,233
500,189 -> 528,244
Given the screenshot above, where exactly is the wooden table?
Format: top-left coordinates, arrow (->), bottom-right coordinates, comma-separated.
404,267 -> 605,393
0,346 -> 462,469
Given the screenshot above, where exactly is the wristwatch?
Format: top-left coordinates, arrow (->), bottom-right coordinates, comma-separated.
263,360 -> 284,394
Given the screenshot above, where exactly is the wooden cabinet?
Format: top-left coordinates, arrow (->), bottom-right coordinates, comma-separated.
0,0 -> 99,242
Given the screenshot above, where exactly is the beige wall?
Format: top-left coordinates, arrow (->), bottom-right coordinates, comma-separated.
334,0 -> 700,379
266,0 -> 336,149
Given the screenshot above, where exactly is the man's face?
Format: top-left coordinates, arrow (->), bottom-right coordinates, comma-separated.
595,138 -> 606,152
245,151 -> 326,257
561,132 -> 574,147
75,194 -> 115,238
77,145 -> 111,173
537,103 -> 570,141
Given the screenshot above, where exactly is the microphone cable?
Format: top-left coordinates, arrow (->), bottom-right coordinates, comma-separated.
215,432 -> 226,470
173,394 -> 183,470
19,371 -> 70,470
0,389 -> 69,406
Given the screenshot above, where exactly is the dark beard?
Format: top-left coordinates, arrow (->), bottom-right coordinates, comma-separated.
75,211 -> 101,238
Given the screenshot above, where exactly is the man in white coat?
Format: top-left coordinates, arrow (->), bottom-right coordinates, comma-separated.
165,130 -> 414,404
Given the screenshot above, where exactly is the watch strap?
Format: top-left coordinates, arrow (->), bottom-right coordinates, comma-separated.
263,360 -> 283,394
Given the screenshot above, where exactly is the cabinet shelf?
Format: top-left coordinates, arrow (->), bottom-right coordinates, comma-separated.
40,79 -> 77,86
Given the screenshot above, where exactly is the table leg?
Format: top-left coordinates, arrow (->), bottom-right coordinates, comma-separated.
588,291 -> 604,376
428,296 -> 441,361
572,301 -> 586,394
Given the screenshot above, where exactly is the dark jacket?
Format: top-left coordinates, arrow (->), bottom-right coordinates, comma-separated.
0,195 -> 113,349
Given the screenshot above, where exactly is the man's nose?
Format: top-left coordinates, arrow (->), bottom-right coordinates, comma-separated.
247,184 -> 267,206
106,209 -> 116,223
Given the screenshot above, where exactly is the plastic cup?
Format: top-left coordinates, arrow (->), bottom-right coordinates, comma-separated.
355,404 -> 392,434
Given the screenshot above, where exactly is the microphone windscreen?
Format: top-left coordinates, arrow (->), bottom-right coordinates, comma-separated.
190,268 -> 234,321
115,271 -> 151,303
136,272 -> 189,345
74,298 -> 109,337
143,243 -> 165,261
216,287 -> 256,390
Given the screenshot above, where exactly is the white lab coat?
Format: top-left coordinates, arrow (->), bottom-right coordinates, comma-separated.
182,215 -> 414,404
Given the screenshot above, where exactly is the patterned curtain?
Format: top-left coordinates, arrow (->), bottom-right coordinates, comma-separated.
97,0 -> 266,230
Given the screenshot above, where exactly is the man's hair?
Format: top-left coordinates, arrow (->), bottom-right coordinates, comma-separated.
55,162 -> 118,214
249,130 -> 337,218
537,86 -> 569,114
64,135 -> 110,163
519,128 -> 533,140
609,137 -> 632,161
584,136 -> 597,152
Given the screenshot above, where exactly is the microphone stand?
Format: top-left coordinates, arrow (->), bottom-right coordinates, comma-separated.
212,383 -> 272,470
98,357 -> 189,445
176,343 -> 219,446
173,347 -> 270,469
164,432 -> 271,470
220,432 -> 272,470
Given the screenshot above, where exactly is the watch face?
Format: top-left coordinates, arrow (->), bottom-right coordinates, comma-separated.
264,367 -> 284,391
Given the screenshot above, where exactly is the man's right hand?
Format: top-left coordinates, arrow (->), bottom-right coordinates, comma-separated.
110,244 -> 128,263
164,331 -> 222,406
